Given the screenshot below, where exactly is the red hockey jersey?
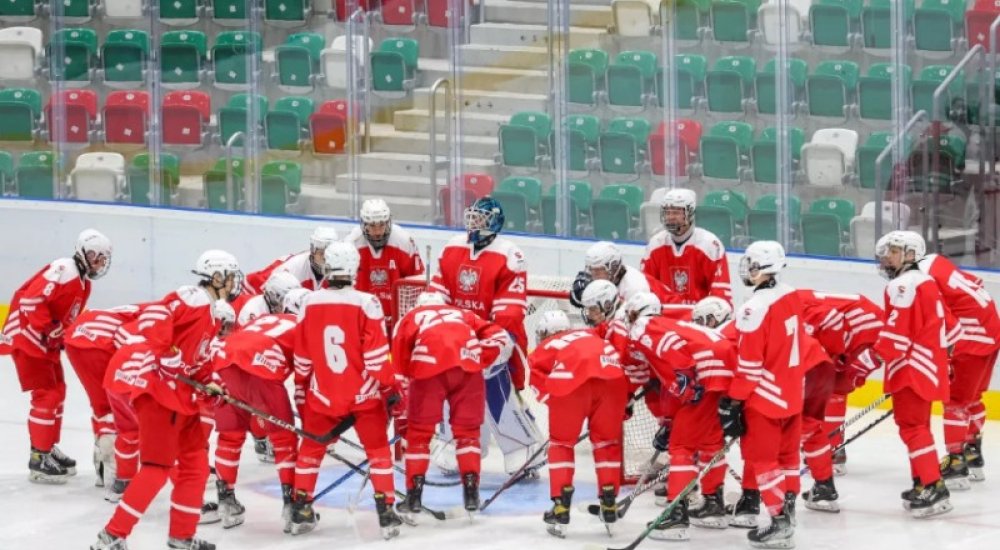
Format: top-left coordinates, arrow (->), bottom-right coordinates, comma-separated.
628,316 -> 734,394
641,227 -> 733,304
429,234 -> 529,388
874,269 -> 955,402
797,290 -> 884,359
346,224 -> 424,324
617,265 -> 680,307
392,304 -> 509,380
293,287 -> 396,417
730,283 -> 807,419
529,328 -> 624,404
215,313 -> 297,381
1,258 -> 91,360
65,304 -> 145,353
919,254 -> 1000,356
245,251 -> 325,294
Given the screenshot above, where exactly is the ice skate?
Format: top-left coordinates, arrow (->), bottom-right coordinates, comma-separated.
965,434 -> 985,482
281,484 -> 293,534
462,473 -> 480,513
90,529 -> 128,550
747,514 -> 794,549
374,492 -> 402,540
105,478 -> 128,503
802,478 -> 839,513
543,485 -> 573,538
900,478 -> 922,511
727,489 -> 760,528
832,448 -> 847,477
166,536 -> 215,549
910,480 -> 953,519
649,500 -> 689,541
28,448 -> 69,485
289,490 -> 318,535
598,484 -> 618,534
654,483 -> 668,506
398,475 -> 425,516
50,445 -> 77,476
689,487 -> 728,529
783,492 -> 797,526
94,435 -> 116,488
199,501 -> 220,525
939,453 -> 971,491
253,437 -> 274,464
216,480 -> 245,529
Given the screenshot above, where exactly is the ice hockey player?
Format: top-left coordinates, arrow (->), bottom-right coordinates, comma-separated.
0,228 -> 112,484
346,198 -> 425,329
288,242 -> 403,539
243,226 -> 339,293
392,292 -> 512,515
873,231 -> 959,518
641,188 -> 732,304
578,279 -> 628,349
528,310 -> 628,537
572,241 -> 678,311
624,292 -> 734,541
93,249 -> 243,550
210,289 -> 307,530
718,241 -> 805,549
916,244 -> 1000,487
64,303 -> 145,498
428,197 -> 544,477
236,270 -> 302,327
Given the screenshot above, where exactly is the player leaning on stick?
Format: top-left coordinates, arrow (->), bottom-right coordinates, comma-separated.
527,310 -> 628,538
428,197 -> 544,476
718,241 -> 806,549
0,229 -> 112,484
872,231 -> 960,518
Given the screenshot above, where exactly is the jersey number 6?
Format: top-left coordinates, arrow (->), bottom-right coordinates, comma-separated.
323,325 -> 348,374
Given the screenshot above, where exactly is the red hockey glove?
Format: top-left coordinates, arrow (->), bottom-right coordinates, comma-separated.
41,323 -> 65,351
668,370 -> 704,405
381,383 -> 406,418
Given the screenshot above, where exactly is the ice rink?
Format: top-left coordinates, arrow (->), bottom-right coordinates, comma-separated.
1,355 -> 998,550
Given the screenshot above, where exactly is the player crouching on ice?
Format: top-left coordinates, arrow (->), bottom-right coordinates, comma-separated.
288,242 -> 404,539
873,231 -> 957,518
392,292 -> 512,516
528,310 -> 629,538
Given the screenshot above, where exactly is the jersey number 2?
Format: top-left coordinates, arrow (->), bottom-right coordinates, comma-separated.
785,315 -> 801,368
323,326 -> 348,374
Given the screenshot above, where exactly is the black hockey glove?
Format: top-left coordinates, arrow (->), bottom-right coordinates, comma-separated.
717,397 -> 746,438
569,270 -> 593,308
652,420 -> 672,452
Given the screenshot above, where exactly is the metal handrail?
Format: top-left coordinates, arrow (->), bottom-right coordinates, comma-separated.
429,78 -> 453,224
363,9 -> 374,153
874,110 -> 928,239
346,6 -> 367,218
988,16 -> 1000,179
225,131 -> 246,211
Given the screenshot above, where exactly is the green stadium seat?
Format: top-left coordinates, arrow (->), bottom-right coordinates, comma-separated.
160,30 -> 206,88
674,0 -> 709,42
212,31 -> 263,89
809,196 -> 856,239
703,189 -> 749,225
497,176 -> 543,211
204,157 -> 246,211
492,190 -> 530,232
710,0 -> 757,44
707,55 -> 755,114
0,88 -> 40,142
212,0 -> 249,26
266,96 -> 314,151
809,1 -> 856,49
559,115 -> 600,171
260,160 -> 302,215
695,205 -> 735,247
101,29 -> 149,86
599,183 -> 644,218
568,48 -> 608,106
859,63 -> 912,121
807,59 -> 859,119
0,0 -> 40,22
914,0 -> 965,54
748,194 -> 801,243
264,0 -> 311,26
754,57 -> 807,116
371,37 -> 419,96
607,50 -> 657,108
667,54 -> 707,110
857,131 -> 904,189
159,0 -> 201,25
599,118 -> 651,177
700,120 -> 753,180
498,111 -> 552,169
47,28 -> 97,83
546,180 -> 594,212
751,126 -> 804,184
127,152 -> 180,206
0,151 -> 14,195
801,213 -> 844,256
912,65 -> 962,117
861,0 -> 915,50
219,94 -> 268,146
51,0 -> 94,21
275,32 -> 324,91
541,194 -> 581,236
14,151 -> 56,199
591,198 -> 633,240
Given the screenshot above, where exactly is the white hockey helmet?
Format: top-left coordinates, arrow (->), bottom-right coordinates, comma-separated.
193,250 -> 243,300
310,226 -> 340,272
360,199 -> 393,250
585,241 -> 625,282
75,228 -> 113,280
623,291 -> 662,324
536,309 -> 572,340
262,271 -> 302,312
875,230 -> 926,279
212,299 -> 237,336
323,241 -> 361,282
580,279 -> 621,327
415,291 -> 447,307
738,241 -> 786,286
691,296 -> 733,328
282,288 -> 310,315
659,188 -> 697,234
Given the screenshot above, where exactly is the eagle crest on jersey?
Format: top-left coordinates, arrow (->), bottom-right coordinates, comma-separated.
673,268 -> 689,293
458,266 -> 481,293
370,269 -> 389,287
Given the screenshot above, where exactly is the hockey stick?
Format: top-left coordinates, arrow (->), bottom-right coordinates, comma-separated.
828,393 -> 891,439
177,375 -> 355,444
588,438 -> 739,550
315,434 -> 403,502
800,408 -> 894,475
326,450 -> 454,521
339,436 -> 461,487
585,456 -> 670,519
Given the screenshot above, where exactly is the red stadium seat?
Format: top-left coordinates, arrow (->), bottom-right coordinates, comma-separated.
104,90 -> 150,145
973,0 -> 1000,12
309,111 -> 347,154
967,9 -> 1000,49
380,0 -> 419,26
162,90 -> 210,146
649,118 -> 702,177
45,89 -> 97,144
427,0 -> 466,27
333,0 -> 373,21
439,173 -> 495,225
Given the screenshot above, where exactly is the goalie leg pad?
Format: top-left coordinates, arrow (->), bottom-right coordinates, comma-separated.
484,364 -> 544,475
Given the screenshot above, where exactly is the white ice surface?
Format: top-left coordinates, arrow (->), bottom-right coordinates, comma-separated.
1,355 -> 998,550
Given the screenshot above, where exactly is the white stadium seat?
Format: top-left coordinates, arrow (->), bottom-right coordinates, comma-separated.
70,152 -> 126,203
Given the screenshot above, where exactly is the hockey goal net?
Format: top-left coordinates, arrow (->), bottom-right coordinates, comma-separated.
393,275 -> 658,483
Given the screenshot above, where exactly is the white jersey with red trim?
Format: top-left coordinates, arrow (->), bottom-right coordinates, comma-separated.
618,265 -> 679,307
641,227 -> 732,304
346,223 -> 425,324
236,295 -> 270,327
244,251 -> 324,294
918,254 -> 1000,356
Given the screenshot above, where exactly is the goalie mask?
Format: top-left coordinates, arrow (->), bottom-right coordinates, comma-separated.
74,228 -> 113,280
465,197 -> 505,249
659,188 -> 697,236
584,241 -> 626,284
360,199 -> 392,251
193,249 -> 243,302
262,271 -> 302,313
580,279 -> 621,327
